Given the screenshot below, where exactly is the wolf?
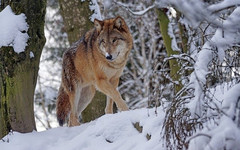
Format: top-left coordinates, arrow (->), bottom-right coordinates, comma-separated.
56,16 -> 133,126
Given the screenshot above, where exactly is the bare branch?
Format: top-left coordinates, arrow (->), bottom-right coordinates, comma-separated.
186,133 -> 211,143
113,1 -> 155,16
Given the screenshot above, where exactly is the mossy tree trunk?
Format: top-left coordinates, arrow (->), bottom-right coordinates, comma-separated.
156,8 -> 183,93
59,0 -> 106,123
0,0 -> 46,139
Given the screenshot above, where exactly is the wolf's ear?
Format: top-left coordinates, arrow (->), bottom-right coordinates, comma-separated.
114,16 -> 127,32
94,19 -> 103,33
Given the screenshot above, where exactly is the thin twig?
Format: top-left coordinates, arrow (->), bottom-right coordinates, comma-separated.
113,0 -> 155,16
186,133 -> 211,143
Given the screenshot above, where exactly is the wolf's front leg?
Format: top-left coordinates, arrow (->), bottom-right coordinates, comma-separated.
96,79 -> 129,112
105,97 -> 114,114
105,78 -> 122,114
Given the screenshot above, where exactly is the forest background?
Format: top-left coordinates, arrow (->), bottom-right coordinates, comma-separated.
0,0 -> 240,149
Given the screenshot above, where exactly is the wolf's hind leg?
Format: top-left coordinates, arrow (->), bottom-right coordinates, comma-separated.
69,112 -> 80,126
68,85 -> 82,127
77,85 -> 96,115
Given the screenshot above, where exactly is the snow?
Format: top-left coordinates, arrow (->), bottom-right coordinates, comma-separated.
168,22 -> 180,51
115,1 -> 155,16
188,84 -> 240,150
156,0 -> 208,27
103,0 -> 112,10
222,83 -> 240,117
2,83 -> 240,150
0,108 -> 165,150
187,6 -> 240,116
89,0 -> 102,21
0,5 -> 29,53
127,5 -> 155,16
30,51 -> 34,58
208,0 -> 240,12
189,118 -> 240,150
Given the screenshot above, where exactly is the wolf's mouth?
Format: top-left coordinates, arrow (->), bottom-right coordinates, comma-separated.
116,52 -> 120,58
112,52 -> 120,61
106,52 -> 120,61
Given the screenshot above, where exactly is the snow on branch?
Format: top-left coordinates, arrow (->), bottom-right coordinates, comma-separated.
81,0 -> 102,21
113,0 -> 155,16
89,0 -> 102,21
187,7 -> 240,116
208,0 -> 240,13
222,84 -> 240,119
0,5 -> 29,53
155,0 -> 226,28
188,84 -> 240,150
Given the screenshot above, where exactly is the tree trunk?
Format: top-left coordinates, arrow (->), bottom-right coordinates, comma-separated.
0,0 -> 46,139
177,11 -> 188,54
58,0 -> 93,44
156,8 -> 182,93
58,0 -> 106,123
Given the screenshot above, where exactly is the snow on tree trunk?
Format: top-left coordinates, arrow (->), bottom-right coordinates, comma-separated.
0,0 -> 46,139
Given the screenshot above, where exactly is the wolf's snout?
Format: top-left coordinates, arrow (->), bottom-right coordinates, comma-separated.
106,53 -> 113,60
106,55 -> 112,60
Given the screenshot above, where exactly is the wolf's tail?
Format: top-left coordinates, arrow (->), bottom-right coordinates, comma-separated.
56,86 -> 71,126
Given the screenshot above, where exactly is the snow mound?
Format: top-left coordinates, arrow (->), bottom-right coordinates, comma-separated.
0,108 -> 165,150
188,83 -> 240,150
0,5 -> 29,53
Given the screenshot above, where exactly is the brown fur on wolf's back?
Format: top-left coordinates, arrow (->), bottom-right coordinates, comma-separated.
56,16 -> 133,126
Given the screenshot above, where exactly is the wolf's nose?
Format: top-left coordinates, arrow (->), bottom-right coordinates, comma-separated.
106,54 -> 112,60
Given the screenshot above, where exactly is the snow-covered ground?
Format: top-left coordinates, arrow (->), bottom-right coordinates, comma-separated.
1,83 -> 240,150
0,108 -> 164,150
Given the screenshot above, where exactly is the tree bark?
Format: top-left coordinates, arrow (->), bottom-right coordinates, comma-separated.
176,11 -> 188,54
58,0 -> 106,123
58,0 -> 93,44
0,0 -> 46,139
156,8 -> 182,93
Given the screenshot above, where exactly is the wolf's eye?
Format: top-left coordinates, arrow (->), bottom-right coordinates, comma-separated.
112,38 -> 118,43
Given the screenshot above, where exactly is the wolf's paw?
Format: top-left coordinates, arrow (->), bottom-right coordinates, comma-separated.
68,120 -> 80,127
68,114 -> 80,127
118,103 -> 129,111
105,108 -> 113,114
121,106 -> 129,111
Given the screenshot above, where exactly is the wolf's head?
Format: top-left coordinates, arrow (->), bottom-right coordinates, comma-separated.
94,16 -> 133,62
